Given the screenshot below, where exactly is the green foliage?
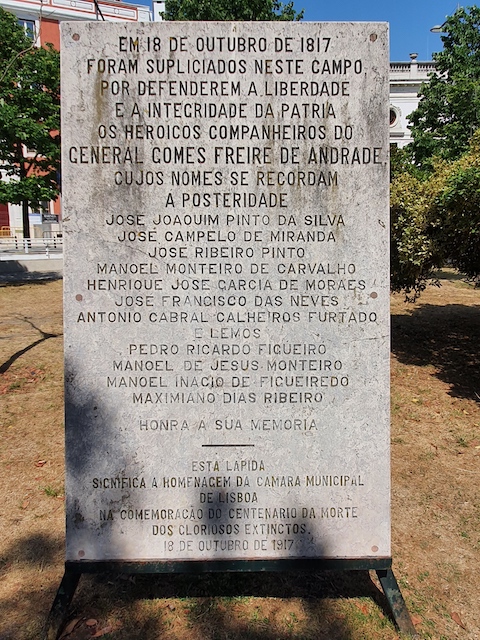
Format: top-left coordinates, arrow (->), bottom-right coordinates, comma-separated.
0,8 -> 60,230
432,136 -> 480,283
391,133 -> 480,297
390,167 -> 444,300
164,0 -> 303,22
409,6 -> 480,167
390,144 -> 419,182
395,6 -> 480,295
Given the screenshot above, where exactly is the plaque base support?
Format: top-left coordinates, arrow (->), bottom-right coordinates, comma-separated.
45,558 -> 417,639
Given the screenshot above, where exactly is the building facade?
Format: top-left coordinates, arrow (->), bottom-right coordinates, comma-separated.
389,53 -> 436,148
1,0 -> 151,48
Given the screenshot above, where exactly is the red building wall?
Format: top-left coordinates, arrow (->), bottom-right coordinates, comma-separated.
40,18 -> 60,49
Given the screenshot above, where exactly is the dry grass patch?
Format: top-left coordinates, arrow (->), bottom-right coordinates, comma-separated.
0,273 -> 479,640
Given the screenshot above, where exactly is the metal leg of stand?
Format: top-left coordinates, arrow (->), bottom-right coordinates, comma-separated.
376,569 -> 417,637
44,568 -> 81,640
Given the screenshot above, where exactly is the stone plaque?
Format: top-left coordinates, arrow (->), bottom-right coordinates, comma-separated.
61,21 -> 390,563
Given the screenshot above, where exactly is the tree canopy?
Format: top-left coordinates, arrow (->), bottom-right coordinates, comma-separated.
391,132 -> 480,298
392,6 -> 480,296
432,138 -> 480,281
0,7 -> 60,237
409,6 -> 480,168
164,0 -> 303,22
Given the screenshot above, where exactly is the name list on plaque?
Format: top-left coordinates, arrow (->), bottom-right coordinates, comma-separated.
61,21 -> 390,562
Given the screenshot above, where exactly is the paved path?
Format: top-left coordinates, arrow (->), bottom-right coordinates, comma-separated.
0,255 -> 63,283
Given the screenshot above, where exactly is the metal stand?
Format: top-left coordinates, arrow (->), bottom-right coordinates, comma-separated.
45,558 -> 417,639
376,568 -> 417,636
44,569 -> 80,640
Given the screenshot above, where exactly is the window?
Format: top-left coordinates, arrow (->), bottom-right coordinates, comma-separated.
18,18 -> 36,40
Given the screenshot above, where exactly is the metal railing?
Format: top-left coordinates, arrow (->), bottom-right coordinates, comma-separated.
0,236 -> 63,258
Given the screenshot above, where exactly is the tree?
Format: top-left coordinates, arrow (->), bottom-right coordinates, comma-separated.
390,133 -> 480,298
393,6 -> 480,297
164,0 -> 303,22
390,161 -> 445,300
0,7 -> 60,239
409,6 -> 480,168
430,134 -> 480,283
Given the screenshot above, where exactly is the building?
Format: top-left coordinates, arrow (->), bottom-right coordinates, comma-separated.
1,0 -> 151,49
0,0 -> 151,238
389,53 -> 436,148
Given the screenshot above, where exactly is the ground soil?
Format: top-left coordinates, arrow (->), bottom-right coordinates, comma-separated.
0,271 -> 478,640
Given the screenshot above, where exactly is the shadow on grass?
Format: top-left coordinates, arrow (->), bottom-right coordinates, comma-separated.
0,533 -> 64,640
66,569 -> 390,639
391,303 -> 480,402
0,317 -> 61,374
0,533 -> 60,577
0,531 -> 394,640
0,522 -> 396,640
0,272 -> 62,286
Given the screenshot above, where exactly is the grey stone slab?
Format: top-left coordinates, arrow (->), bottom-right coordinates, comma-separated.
61,21 -> 390,563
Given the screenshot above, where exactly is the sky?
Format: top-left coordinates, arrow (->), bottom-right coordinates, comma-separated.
142,0 -> 465,62
296,0 -> 463,61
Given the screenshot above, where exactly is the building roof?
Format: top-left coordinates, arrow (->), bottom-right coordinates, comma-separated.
0,0 -> 151,23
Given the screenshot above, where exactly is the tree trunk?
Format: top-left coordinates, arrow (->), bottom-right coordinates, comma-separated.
19,158 -> 31,243
22,199 -> 31,245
